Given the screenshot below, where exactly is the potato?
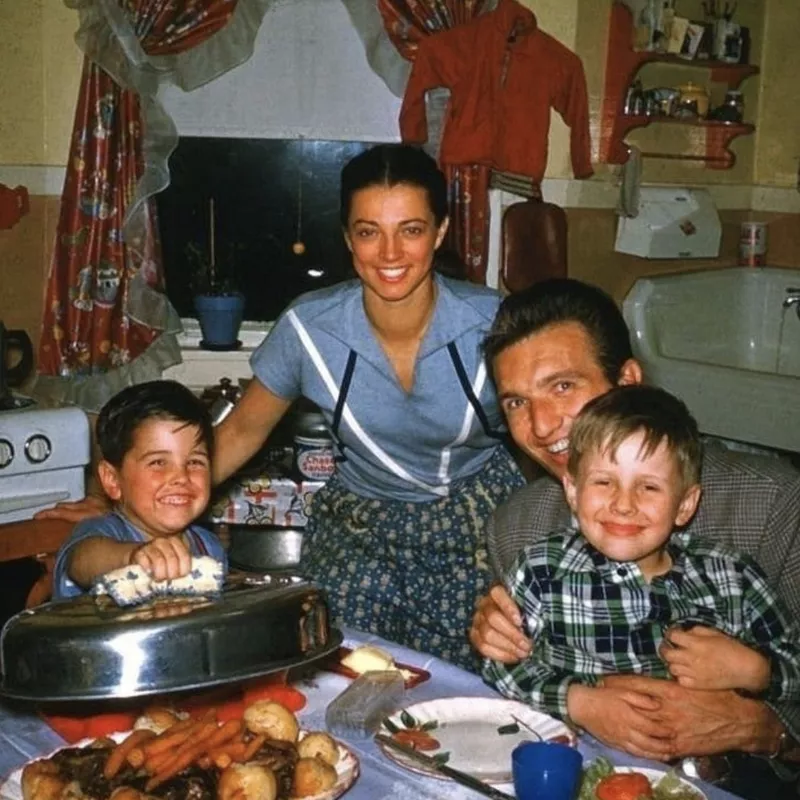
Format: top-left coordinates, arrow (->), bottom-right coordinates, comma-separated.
133,705 -> 181,734
21,760 -> 67,800
243,700 -> 300,743
293,758 -> 338,798
297,732 -> 339,767
218,763 -> 278,800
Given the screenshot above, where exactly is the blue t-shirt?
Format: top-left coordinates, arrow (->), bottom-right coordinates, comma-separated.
250,274 -> 508,501
53,511 -> 228,599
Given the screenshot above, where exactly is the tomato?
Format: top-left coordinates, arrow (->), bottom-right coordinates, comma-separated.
243,685 -> 307,713
595,772 -> 654,800
392,729 -> 440,751
41,714 -> 89,743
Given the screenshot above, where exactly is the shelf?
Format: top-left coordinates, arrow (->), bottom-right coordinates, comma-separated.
600,1 -> 760,169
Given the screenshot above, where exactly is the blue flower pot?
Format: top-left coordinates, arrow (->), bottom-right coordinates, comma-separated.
194,293 -> 245,349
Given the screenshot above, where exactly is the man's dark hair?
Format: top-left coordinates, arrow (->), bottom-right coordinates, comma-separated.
96,380 -> 213,467
340,143 -> 449,227
568,385 -> 703,489
483,278 -> 634,384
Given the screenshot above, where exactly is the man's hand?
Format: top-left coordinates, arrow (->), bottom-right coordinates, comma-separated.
34,494 -> 110,523
601,674 -> 783,757
567,683 -> 673,761
469,584 -> 531,663
661,625 -> 771,694
130,536 -> 192,582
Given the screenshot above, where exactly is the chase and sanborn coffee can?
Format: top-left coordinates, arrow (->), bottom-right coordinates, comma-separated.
738,221 -> 768,266
293,409 -> 335,482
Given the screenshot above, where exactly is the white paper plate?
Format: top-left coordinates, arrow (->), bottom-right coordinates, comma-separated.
377,696 -> 576,784
0,730 -> 359,800
612,766 -> 708,800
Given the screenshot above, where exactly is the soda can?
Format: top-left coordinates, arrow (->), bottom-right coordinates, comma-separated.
738,221 -> 768,267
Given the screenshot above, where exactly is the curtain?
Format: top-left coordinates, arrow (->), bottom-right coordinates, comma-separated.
35,0 -> 275,412
376,0 -> 494,284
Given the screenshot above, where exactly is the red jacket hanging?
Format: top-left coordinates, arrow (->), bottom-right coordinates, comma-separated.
399,0 -> 593,182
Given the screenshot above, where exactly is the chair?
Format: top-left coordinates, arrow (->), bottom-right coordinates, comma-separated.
502,199 -> 568,292
0,519 -> 74,607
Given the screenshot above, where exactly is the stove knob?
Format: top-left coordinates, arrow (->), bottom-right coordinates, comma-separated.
0,439 -> 13,469
25,434 -> 52,464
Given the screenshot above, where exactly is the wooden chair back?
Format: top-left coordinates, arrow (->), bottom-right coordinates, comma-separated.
0,519 -> 74,607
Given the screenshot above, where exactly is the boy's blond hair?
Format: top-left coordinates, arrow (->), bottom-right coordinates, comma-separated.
567,385 -> 702,490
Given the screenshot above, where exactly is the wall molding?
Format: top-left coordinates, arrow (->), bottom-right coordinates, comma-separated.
3,164 -> 798,213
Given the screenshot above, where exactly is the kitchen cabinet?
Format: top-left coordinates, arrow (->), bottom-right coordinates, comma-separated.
600,1 -> 759,169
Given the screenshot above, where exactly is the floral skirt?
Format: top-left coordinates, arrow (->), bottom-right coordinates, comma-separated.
301,447 -> 525,672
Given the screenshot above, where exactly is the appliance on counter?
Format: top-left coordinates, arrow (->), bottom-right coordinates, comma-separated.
615,187 -> 722,259
0,321 -> 33,410
0,406 -> 91,524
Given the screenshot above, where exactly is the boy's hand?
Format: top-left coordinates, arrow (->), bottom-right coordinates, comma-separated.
129,536 -> 192,582
660,625 -> 771,694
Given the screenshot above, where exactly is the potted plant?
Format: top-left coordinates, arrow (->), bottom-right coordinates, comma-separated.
188,198 -> 245,350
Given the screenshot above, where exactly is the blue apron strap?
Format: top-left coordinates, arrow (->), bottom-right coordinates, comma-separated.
331,349 -> 358,462
447,342 -> 505,441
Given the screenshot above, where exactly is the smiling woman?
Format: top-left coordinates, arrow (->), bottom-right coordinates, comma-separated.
211,144 -> 525,670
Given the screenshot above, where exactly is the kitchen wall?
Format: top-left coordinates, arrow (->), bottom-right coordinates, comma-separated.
1,0 -> 798,370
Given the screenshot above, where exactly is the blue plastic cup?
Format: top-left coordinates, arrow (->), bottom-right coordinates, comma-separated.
512,741 -> 584,800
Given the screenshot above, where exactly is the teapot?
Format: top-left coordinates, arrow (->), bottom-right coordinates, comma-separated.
0,322 -> 34,399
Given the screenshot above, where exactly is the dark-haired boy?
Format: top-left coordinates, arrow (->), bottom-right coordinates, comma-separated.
54,380 -> 226,598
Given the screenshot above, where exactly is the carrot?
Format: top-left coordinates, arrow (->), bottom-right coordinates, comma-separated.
172,721 -> 218,758
104,729 -> 156,778
241,734 -> 266,762
213,752 -> 233,769
202,718 -> 242,750
144,748 -> 176,775
207,740 -> 247,764
142,721 -> 199,757
197,755 -> 212,769
146,747 -> 200,791
126,746 -> 147,769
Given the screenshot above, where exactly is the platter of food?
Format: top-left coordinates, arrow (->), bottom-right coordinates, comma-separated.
578,757 -> 708,800
3,702 -> 359,800
325,645 -> 430,689
376,696 -> 576,784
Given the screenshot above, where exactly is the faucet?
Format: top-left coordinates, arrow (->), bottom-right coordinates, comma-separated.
785,287 -> 800,318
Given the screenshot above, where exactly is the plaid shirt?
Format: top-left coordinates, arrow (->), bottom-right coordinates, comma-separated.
483,528 -> 800,722
486,442 -> 800,739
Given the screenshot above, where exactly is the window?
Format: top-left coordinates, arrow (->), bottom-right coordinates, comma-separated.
158,138 -> 375,322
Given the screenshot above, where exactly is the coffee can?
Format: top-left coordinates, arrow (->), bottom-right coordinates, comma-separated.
738,221 -> 768,267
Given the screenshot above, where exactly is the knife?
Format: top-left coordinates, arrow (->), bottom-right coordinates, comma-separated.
375,733 -> 516,800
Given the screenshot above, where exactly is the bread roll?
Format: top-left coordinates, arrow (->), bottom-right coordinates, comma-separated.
218,763 -> 278,800
293,758 -> 338,798
243,700 -> 299,743
297,732 -> 339,767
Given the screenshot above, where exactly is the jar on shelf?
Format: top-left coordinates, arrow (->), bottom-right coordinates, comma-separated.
676,81 -> 710,118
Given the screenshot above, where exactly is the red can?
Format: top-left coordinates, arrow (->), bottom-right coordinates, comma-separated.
738,221 -> 768,266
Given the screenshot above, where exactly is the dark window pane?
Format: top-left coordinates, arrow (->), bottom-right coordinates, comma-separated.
157,138 -> 377,322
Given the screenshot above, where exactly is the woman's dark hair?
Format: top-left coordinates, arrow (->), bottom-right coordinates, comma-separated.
483,278 -> 634,384
340,144 -> 449,227
96,380 -> 213,467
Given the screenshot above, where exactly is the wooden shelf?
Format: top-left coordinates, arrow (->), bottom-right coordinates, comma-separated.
600,1 -> 760,169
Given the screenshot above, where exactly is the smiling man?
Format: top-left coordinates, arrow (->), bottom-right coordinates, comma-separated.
469,279 -> 800,797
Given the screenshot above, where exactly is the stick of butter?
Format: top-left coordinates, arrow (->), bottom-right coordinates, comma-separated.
341,645 -> 413,681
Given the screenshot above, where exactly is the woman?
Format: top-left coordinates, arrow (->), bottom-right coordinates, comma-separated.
43,145 -> 525,669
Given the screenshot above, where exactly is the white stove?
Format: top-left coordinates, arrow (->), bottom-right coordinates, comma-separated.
0,405 -> 91,523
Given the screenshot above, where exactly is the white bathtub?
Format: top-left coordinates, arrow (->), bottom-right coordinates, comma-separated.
623,267 -> 800,453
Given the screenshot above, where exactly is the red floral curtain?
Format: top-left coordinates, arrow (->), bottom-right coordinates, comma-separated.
38,1 -> 238,389
379,0 -> 492,284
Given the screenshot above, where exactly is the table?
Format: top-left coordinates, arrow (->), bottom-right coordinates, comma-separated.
0,628 -> 741,799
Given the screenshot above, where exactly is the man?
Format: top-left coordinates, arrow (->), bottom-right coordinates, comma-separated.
469,279 -> 800,791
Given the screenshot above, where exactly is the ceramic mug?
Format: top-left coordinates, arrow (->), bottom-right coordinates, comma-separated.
512,741 -> 584,800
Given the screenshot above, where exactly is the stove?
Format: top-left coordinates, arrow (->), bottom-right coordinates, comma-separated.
0,405 -> 91,523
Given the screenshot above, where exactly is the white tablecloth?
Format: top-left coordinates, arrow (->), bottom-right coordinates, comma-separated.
0,627 -> 741,799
